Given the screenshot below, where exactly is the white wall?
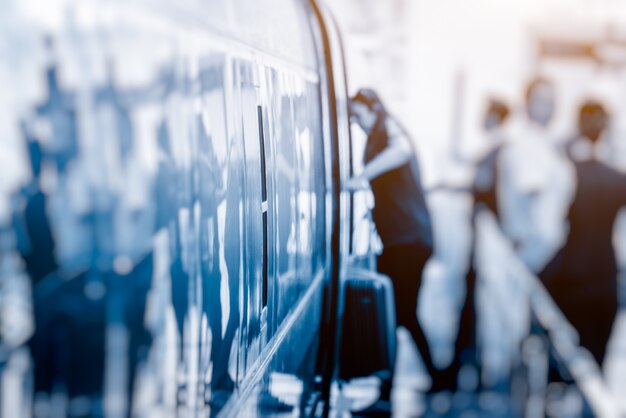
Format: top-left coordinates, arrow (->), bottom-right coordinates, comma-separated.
327,0 -> 626,184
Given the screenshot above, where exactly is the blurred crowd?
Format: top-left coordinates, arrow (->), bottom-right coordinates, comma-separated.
347,71 -> 626,416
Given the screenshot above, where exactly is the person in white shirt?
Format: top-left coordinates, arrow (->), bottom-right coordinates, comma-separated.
498,77 -> 575,273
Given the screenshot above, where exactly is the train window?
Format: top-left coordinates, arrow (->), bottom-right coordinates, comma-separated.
307,82 -> 326,273
295,95 -> 313,297
271,71 -> 299,325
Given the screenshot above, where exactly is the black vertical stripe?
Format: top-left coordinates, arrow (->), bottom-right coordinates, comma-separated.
257,105 -> 268,202
258,105 -> 269,308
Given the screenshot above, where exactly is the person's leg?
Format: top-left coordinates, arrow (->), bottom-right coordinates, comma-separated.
378,243 -> 440,393
545,289 -> 617,386
443,262 -> 477,391
565,295 -> 617,367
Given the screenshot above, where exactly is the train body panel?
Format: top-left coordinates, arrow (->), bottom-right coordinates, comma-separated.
0,0 -> 353,416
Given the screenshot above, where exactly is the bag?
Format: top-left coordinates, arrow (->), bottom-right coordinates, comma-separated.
338,268 -> 396,381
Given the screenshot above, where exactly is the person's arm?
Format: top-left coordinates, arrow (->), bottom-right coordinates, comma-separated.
345,120 -> 413,191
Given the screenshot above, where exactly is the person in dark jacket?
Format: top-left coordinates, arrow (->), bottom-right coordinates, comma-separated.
540,100 -> 625,367
346,89 -> 448,414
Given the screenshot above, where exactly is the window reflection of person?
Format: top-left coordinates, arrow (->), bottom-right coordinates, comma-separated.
208,130 -> 243,408
193,113 -> 235,402
14,58 -> 98,408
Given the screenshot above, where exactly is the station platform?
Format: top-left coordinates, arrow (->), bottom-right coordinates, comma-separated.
324,311 -> 626,417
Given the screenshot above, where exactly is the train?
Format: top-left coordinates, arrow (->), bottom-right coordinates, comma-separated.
0,0 -> 370,416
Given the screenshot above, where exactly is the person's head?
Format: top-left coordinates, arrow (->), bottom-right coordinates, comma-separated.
578,100 -> 609,144
350,88 -> 385,134
483,99 -> 510,131
525,77 -> 555,127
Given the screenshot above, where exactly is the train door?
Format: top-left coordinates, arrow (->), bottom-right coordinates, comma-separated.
258,67 -> 279,339
256,69 -> 274,340
237,60 -> 269,378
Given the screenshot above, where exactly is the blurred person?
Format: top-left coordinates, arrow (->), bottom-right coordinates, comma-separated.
419,99 -> 511,389
345,88 -> 451,413
498,77 -> 575,274
540,100 -> 625,367
472,99 -> 510,217
448,99 -> 512,391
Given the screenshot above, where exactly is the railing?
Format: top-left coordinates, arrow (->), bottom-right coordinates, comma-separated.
475,209 -> 621,418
